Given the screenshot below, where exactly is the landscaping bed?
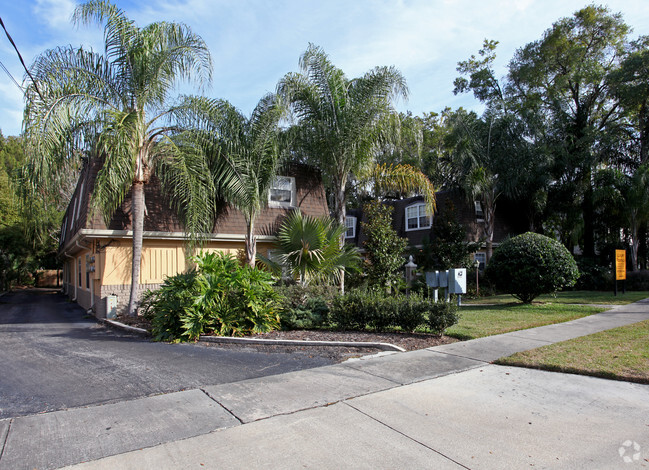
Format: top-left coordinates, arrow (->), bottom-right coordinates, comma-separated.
115,313 -> 457,362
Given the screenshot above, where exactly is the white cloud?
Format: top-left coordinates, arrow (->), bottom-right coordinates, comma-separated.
32,0 -> 76,31
0,81 -> 26,136
1,0 -> 648,135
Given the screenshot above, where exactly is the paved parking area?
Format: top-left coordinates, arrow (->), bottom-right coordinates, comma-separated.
0,289 -> 333,419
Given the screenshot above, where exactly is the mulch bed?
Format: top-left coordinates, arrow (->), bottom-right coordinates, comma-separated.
114,314 -> 459,362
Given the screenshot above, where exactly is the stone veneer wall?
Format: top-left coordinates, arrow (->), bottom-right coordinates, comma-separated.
95,283 -> 161,318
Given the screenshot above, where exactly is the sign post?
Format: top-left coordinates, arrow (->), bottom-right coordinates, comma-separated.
615,249 -> 626,296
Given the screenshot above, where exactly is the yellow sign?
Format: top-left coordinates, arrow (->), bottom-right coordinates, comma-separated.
615,250 -> 626,281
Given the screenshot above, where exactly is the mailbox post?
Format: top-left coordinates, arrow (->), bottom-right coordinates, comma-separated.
425,268 -> 467,304
425,271 -> 439,301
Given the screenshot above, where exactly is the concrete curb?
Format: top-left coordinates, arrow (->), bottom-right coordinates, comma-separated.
101,319 -> 150,336
100,318 -> 405,352
198,335 -> 406,352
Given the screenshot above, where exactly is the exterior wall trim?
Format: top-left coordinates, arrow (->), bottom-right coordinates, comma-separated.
60,229 -> 277,258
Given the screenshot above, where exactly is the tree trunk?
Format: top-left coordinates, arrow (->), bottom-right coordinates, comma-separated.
485,203 -> 495,262
582,175 -> 596,258
127,181 -> 145,316
631,213 -> 639,272
332,182 -> 347,294
640,102 -> 648,163
639,223 -> 648,270
245,218 -> 256,268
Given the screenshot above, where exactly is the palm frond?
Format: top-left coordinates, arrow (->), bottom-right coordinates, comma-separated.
371,163 -> 436,215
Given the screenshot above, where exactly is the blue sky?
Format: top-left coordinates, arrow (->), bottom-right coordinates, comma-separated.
1,0 -> 648,137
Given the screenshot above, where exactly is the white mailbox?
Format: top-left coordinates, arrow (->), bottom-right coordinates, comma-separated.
448,268 -> 467,294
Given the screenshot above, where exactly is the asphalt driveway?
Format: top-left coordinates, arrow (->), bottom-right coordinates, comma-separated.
0,289 -> 333,419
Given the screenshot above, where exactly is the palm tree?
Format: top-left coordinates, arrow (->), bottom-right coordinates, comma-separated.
22,0 -> 231,315
277,44 -> 435,290
170,94 -> 285,267
446,110 -> 525,262
260,210 -> 360,287
595,164 -> 649,271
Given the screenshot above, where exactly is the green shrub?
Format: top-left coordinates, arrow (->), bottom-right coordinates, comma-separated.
361,201 -> 408,290
139,271 -> 199,342
330,289 -> 372,330
142,252 -> 282,341
425,301 -> 459,334
275,284 -> 337,329
574,257 -> 611,290
329,289 -> 459,333
624,270 -> 649,290
392,294 -> 426,332
279,297 -> 329,329
486,232 -> 580,303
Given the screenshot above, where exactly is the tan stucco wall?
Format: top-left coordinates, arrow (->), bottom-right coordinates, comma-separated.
64,236 -> 277,317
98,238 -> 271,286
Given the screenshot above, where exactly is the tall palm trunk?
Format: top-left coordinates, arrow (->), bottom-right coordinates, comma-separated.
332,179 -> 347,293
128,181 -> 145,315
484,204 -> 495,262
630,211 -> 640,272
245,218 -> 256,267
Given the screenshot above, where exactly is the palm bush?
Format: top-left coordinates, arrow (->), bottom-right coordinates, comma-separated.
260,210 -> 361,286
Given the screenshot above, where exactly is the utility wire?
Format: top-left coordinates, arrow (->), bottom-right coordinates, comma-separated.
0,58 -> 24,92
0,16 -> 43,100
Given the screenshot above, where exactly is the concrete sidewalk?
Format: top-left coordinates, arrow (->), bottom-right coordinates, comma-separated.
2,300 -> 649,469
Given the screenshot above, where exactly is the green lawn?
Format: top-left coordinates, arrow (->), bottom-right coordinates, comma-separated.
464,290 -> 649,306
496,320 -> 649,384
446,302 -> 607,340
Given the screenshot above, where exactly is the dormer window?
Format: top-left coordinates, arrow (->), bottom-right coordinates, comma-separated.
475,201 -> 484,222
345,216 -> 356,238
269,176 -> 296,208
405,203 -> 431,231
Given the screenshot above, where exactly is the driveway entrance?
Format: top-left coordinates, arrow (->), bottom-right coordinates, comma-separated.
0,289 -> 333,419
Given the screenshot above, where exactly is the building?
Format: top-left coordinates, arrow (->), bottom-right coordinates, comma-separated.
345,190 -> 528,268
59,159 -> 329,318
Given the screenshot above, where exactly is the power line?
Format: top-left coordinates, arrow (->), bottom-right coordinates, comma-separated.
0,58 -> 24,93
0,16 -> 43,100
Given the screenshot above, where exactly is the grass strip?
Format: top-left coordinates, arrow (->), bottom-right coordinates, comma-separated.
464,290 -> 649,306
446,303 -> 606,340
495,320 -> 649,384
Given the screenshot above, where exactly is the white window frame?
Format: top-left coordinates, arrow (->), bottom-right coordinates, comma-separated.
474,252 -> 486,270
345,216 -> 356,239
268,176 -> 296,208
405,203 -> 431,231
475,200 -> 485,222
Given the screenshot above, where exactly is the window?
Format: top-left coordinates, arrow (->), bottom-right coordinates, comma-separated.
474,252 -> 486,271
345,216 -> 356,238
78,258 -> 82,287
268,176 -> 296,208
85,255 -> 91,289
405,203 -> 431,231
475,201 -> 484,221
